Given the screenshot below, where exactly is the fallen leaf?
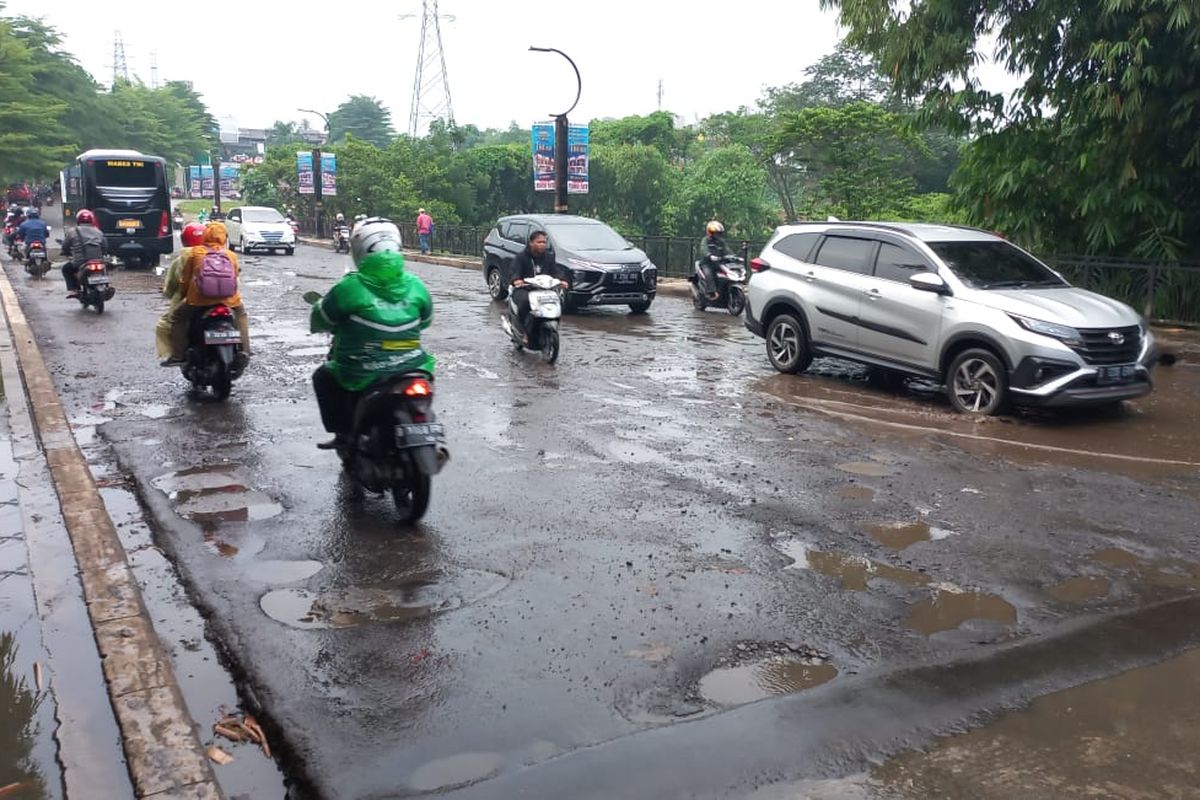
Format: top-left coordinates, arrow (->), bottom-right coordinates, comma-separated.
213,724 -> 245,742
33,661 -> 42,692
207,746 -> 234,766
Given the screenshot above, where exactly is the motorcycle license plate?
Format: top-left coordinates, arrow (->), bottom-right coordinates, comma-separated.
204,329 -> 240,344
117,219 -> 142,230
86,277 -> 109,286
396,422 -> 445,447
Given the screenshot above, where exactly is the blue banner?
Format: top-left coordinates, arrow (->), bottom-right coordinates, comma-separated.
320,153 -> 337,197
297,151 -> 315,195
530,123 -> 589,194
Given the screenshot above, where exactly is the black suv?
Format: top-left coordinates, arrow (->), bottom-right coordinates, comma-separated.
482,214 -> 658,313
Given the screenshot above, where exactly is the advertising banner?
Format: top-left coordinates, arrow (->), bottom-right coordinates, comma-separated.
320,153 -> 337,197
219,163 -> 239,196
188,166 -> 202,198
530,123 -> 589,193
297,151 -> 315,195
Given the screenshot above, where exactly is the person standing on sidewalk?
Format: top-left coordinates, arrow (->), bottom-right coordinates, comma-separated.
416,208 -> 434,255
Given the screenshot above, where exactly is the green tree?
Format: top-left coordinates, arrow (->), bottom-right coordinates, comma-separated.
327,96 -> 395,149
673,145 -> 775,238
824,0 -> 1200,258
0,16 -> 76,181
775,102 -> 927,220
764,41 -> 896,114
586,143 -> 677,234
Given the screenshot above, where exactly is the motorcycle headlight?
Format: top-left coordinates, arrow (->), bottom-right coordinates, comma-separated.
1010,314 -> 1083,347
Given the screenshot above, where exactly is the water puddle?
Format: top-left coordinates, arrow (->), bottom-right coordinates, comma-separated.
698,656 -> 838,706
152,465 -> 282,524
1092,547 -> 1142,568
834,484 -> 875,502
836,461 -> 894,478
1047,576 -> 1111,603
260,567 -> 509,629
905,586 -> 1017,635
776,540 -> 929,590
407,752 -> 503,793
868,520 -> 956,550
1145,559 -> 1200,590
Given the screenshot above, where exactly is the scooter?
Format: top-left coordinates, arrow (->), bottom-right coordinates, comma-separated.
180,304 -> 247,400
333,225 -> 351,254
501,274 -> 563,364
24,240 -> 51,278
302,290 -> 449,523
76,258 -> 116,314
689,255 -> 747,315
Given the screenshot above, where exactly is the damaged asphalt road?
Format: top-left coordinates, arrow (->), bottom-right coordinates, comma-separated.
5,236 -> 1200,798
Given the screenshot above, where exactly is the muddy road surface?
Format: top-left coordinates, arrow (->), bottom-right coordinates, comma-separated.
5,230 -> 1200,798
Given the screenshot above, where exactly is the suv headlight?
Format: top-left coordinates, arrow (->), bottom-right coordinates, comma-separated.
1010,314 -> 1083,346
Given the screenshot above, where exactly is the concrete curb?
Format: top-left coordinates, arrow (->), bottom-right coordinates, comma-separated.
0,267 -> 222,799
297,238 -> 693,297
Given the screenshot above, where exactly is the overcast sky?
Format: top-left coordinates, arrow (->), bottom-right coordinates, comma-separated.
6,0 -> 853,132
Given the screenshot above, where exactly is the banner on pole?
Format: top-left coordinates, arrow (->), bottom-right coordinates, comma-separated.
320,153 -> 337,196
530,122 -> 589,194
297,151 -> 315,195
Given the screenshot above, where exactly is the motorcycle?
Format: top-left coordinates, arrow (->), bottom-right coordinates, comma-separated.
286,218 -> 299,237
76,258 -> 116,314
689,255 -> 747,315
172,210 -> 184,230
24,240 -> 51,278
302,290 -> 449,523
333,225 -> 351,254
4,227 -> 21,259
500,273 -> 563,364
180,304 -> 247,401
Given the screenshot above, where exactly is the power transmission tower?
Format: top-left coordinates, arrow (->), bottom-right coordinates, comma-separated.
402,1 -> 456,137
150,50 -> 159,89
112,31 -> 129,86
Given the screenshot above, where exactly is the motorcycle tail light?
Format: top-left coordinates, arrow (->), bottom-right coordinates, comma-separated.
87,263 -> 105,272
205,305 -> 233,319
403,378 -> 432,397
159,211 -> 170,237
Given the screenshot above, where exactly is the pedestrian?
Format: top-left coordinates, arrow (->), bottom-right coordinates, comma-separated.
416,207 -> 434,255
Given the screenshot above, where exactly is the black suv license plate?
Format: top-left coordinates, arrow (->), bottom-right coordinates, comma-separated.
397,422 -> 445,446
1097,364 -> 1137,385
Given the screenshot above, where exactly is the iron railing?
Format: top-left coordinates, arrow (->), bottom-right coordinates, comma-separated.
360,222 -> 1200,324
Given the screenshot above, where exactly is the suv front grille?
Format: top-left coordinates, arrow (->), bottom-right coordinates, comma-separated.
1070,325 -> 1142,365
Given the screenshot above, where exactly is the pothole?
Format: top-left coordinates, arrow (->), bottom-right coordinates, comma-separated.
260,567 -> 509,629
867,520 -> 957,550
905,585 -> 1017,635
152,465 -> 283,524
1093,548 -> 1142,568
699,645 -> 838,707
775,539 -> 930,590
1047,576 -> 1111,603
836,461 -> 894,478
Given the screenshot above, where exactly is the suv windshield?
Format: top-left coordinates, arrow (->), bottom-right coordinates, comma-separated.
929,241 -> 1067,290
546,223 -> 631,252
245,208 -> 284,223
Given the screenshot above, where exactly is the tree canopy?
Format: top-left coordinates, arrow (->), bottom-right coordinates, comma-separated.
327,96 -> 395,149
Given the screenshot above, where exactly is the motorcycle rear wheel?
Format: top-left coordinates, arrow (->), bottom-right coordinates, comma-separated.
94,299 -> 105,315
727,285 -> 747,316
211,362 -> 232,401
392,475 -> 432,524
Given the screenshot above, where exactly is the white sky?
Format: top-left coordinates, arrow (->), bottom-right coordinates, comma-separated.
4,0 -> 850,132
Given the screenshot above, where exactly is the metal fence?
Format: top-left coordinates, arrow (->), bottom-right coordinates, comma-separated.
388,223 -> 1200,324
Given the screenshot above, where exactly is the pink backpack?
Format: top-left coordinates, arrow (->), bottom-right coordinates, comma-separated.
195,247 -> 236,298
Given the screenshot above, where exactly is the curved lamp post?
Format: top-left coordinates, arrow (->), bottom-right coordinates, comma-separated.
529,47 -> 581,213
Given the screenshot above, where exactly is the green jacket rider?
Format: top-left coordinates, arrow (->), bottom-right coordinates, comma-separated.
310,217 -> 434,447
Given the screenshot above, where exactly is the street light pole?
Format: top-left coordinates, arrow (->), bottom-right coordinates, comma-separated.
298,109 -> 330,237
529,47 -> 581,214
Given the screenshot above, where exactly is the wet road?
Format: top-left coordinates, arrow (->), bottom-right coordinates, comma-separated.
5,227 -> 1200,798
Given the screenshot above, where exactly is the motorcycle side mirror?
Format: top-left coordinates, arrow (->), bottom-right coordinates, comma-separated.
302,290 -> 322,305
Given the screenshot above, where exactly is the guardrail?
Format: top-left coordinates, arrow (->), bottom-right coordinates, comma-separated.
388,223 -> 1200,324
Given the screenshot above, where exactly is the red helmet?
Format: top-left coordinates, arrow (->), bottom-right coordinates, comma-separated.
75,208 -> 96,226
181,222 -> 206,247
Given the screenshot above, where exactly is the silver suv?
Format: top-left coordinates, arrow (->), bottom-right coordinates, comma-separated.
744,222 -> 1157,415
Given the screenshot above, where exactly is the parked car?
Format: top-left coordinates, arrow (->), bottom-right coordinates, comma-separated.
483,214 -> 657,313
223,206 -> 296,255
744,222 -> 1157,415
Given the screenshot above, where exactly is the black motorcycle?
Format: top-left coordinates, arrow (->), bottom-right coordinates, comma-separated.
24,240 -> 51,279
181,304 -> 246,400
689,255 -> 747,315
303,291 -> 448,523
76,259 -> 115,313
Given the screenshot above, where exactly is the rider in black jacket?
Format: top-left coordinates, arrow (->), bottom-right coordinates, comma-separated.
700,219 -> 728,300
511,229 -> 555,342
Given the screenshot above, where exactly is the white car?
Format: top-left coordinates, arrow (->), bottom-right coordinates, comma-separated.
224,206 -> 295,256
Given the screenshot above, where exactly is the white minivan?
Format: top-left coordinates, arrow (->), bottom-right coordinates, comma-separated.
224,206 -> 295,256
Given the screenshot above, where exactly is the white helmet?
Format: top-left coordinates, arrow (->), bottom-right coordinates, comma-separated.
350,216 -> 403,265
335,212 -> 345,222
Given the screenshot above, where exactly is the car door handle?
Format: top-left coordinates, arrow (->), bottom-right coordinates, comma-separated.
804,271 -> 817,283
864,288 -> 882,301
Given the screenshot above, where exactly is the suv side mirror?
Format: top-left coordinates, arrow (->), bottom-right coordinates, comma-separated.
910,272 -> 951,295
